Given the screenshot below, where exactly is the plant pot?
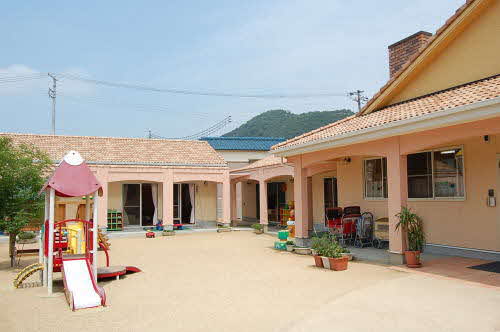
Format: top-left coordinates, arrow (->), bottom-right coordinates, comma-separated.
217,228 -> 232,233
404,250 -> 422,268
341,253 -> 353,261
328,256 -> 349,271
286,245 -> 294,252
321,257 -> 330,269
294,247 -> 312,255
162,231 -> 175,236
313,255 -> 324,268
254,229 -> 264,234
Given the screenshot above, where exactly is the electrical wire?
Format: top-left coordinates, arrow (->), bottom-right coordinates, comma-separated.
56,72 -> 348,99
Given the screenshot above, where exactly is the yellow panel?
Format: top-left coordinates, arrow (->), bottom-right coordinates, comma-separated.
388,1 -> 500,104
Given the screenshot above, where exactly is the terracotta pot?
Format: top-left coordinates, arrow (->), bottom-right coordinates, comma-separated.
254,229 -> 264,234
313,255 -> 324,268
404,250 -> 422,268
328,256 -> 349,271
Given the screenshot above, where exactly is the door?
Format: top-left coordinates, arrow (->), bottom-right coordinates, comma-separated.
123,183 -> 157,227
323,177 -> 338,209
123,184 -> 140,226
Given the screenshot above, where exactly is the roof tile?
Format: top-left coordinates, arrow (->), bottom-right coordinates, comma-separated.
273,74 -> 500,150
0,133 -> 227,166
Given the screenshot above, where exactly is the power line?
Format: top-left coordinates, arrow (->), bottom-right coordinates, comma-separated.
150,116 -> 232,140
56,73 -> 347,99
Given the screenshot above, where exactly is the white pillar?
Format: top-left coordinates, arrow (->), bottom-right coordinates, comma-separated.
40,192 -> 48,285
47,188 -> 55,295
92,190 -> 99,282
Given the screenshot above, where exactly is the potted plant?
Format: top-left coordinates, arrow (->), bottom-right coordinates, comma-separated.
251,223 -> 264,234
326,244 -> 349,271
286,240 -> 295,252
311,236 -> 329,268
395,207 -> 425,268
340,246 -> 353,261
217,225 -> 232,233
162,229 -> 175,236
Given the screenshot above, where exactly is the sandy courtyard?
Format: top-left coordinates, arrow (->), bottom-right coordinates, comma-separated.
1,231 -> 499,332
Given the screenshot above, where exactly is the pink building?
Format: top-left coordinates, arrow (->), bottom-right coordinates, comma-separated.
268,0 -> 500,262
2,133 -> 232,230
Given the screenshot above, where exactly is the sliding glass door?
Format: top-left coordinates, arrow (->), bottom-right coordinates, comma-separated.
123,183 -> 157,227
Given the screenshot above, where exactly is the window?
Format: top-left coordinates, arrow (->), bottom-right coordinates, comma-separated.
407,147 -> 464,199
364,158 -> 387,199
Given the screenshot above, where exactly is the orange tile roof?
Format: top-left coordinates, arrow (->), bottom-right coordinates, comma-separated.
231,155 -> 287,173
0,133 -> 227,167
360,0 -> 478,115
273,74 -> 500,150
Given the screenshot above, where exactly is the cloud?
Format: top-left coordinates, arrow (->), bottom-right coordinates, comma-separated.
0,64 -> 95,97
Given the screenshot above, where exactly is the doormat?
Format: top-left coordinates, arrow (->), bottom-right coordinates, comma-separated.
468,261 -> 500,273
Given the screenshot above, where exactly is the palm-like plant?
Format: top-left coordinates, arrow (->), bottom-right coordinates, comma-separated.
395,207 -> 425,252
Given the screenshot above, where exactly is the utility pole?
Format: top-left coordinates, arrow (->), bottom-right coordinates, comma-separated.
48,73 -> 58,135
348,90 -> 368,112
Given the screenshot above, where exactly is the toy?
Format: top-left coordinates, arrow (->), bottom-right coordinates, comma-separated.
146,231 -> 155,238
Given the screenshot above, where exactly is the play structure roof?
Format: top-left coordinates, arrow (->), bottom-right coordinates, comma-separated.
42,151 -> 102,197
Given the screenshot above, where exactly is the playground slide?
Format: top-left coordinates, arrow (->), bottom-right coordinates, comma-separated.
62,258 -> 106,310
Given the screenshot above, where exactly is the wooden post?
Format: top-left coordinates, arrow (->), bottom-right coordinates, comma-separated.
85,195 -> 90,220
47,188 -> 55,295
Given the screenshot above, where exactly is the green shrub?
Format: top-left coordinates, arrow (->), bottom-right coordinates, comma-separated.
286,240 -> 294,245
251,223 -> 263,231
17,231 -> 36,240
396,207 -> 425,252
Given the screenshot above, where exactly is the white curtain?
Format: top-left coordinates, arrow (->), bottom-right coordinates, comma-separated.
189,184 -> 195,223
151,183 -> 158,224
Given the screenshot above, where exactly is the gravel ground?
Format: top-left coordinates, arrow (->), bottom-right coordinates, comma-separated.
0,231 -> 499,332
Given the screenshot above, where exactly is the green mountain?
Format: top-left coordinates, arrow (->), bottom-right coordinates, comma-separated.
223,109 -> 354,139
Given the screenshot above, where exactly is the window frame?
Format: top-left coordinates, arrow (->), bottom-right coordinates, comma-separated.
407,145 -> 466,201
363,157 -> 388,201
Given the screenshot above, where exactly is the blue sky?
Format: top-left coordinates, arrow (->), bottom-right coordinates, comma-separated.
1,0 -> 464,138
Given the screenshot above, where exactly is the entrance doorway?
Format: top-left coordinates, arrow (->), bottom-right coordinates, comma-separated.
174,183 -> 195,225
323,177 -> 338,209
267,182 -> 286,223
123,183 -> 158,227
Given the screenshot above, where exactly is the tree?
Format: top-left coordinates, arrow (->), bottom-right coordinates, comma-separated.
0,137 -> 52,266
222,109 -> 354,139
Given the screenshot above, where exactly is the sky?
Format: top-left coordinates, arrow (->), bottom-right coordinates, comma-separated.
1,0 -> 465,138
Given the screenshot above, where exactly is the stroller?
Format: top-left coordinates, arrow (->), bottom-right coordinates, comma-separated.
326,206 -> 360,246
354,212 -> 374,248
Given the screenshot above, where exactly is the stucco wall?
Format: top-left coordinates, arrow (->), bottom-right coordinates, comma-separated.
107,180 -> 217,224
315,136 -> 500,252
241,181 -> 258,220
388,0 -> 500,104
217,150 -> 270,163
195,181 -> 217,222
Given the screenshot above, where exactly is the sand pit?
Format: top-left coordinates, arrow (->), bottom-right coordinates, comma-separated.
1,231 -> 499,332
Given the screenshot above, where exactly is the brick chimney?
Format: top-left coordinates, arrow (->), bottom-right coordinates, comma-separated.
388,31 -> 433,78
